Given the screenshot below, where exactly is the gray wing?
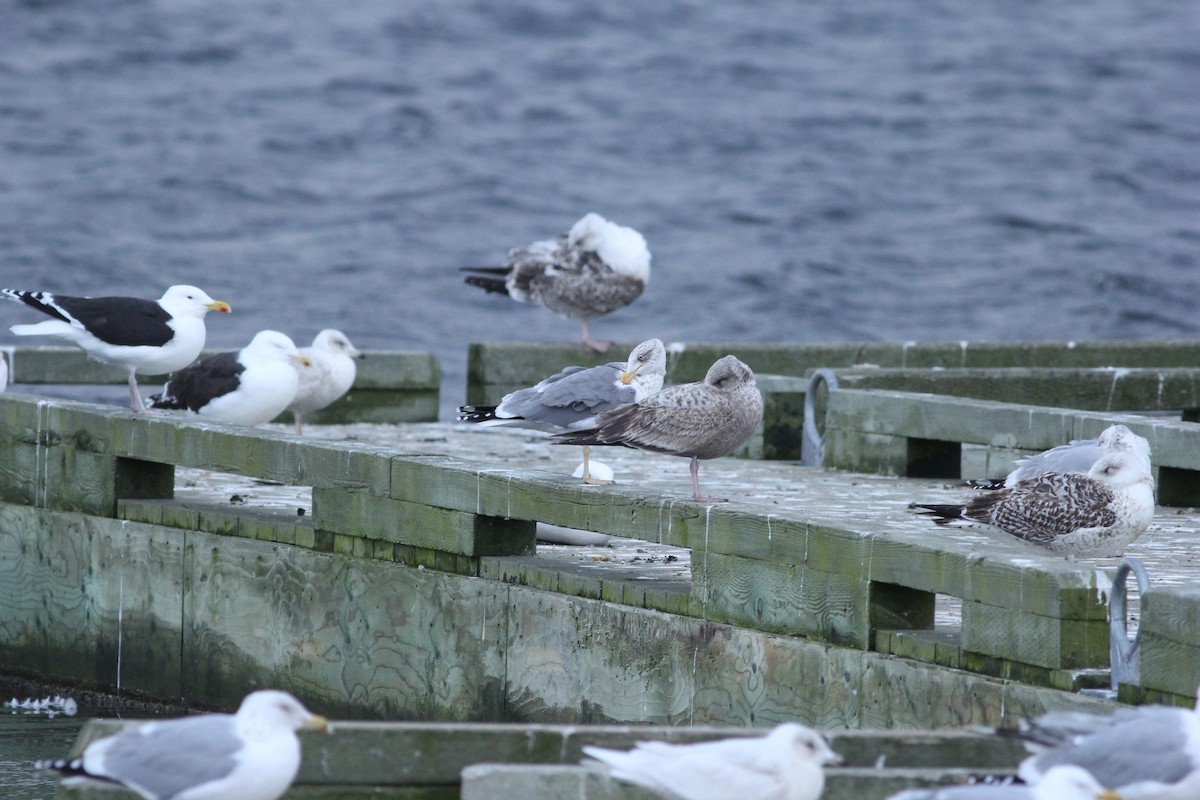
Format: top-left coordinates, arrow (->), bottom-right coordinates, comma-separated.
1022,707 -> 1198,789
965,473 -> 1117,545
497,363 -> 631,428
1006,439 -> 1102,486
88,714 -> 242,798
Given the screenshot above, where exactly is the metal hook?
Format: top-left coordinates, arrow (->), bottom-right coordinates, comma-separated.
801,369 -> 838,467
1109,557 -> 1150,690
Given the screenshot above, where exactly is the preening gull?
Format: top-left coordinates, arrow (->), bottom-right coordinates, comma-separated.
459,338 -> 666,483
968,425 -> 1151,490
287,329 -> 364,435
39,689 -> 327,800
462,212 -> 651,352
1,284 -> 230,412
554,355 -> 763,502
148,330 -> 311,427
1002,697 -> 1200,800
911,449 -> 1155,557
886,765 -> 1121,800
583,722 -> 842,800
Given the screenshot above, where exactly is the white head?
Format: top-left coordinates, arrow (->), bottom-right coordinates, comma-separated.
245,330 -> 311,368
1097,424 -> 1151,459
704,355 -> 756,390
312,329 -> 363,359
158,285 -> 231,318
1031,764 -> 1120,800
765,723 -> 842,797
619,338 -> 667,395
236,690 -> 327,734
1087,449 -> 1152,489
568,212 -> 651,281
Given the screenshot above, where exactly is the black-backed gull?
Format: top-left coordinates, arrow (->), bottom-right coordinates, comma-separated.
1,284 -> 230,412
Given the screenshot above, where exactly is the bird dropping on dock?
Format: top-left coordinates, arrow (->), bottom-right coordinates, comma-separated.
38,689 -> 327,800
911,449 -> 1155,557
287,329 -> 364,435
458,338 -> 666,483
1,284 -> 230,413
461,212 -> 651,352
148,330 -> 311,427
553,354 -> 763,502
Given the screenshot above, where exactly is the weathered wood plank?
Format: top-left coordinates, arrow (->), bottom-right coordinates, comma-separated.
961,602 -> 1110,670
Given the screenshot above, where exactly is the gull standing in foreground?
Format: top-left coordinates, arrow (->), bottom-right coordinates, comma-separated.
459,338 -> 667,483
886,765 -> 1122,800
287,329 -> 364,435
999,696 -> 1200,800
583,722 -> 843,800
1,284 -> 230,412
38,689 -> 327,800
462,212 -> 651,352
968,424 -> 1151,490
910,449 -> 1155,557
148,330 -> 311,427
554,355 -> 763,502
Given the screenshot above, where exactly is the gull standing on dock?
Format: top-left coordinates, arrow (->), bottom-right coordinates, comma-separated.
999,697 -> 1200,800
1,284 -> 230,413
38,689 -> 327,800
458,338 -> 667,483
148,330 -> 311,427
287,329 -> 364,435
968,424 -> 1151,490
885,765 -> 1121,800
583,723 -> 842,800
554,355 -> 763,502
910,449 -> 1155,557
461,212 -> 651,352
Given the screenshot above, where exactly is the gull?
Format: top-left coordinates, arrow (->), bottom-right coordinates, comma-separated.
968,425 -> 1151,490
459,338 -> 666,483
554,355 -> 763,502
462,212 -> 651,352
886,765 -> 1122,800
39,689 -> 327,800
911,449 -> 1155,557
287,329 -> 364,435
2,284 -> 230,412
583,722 -> 843,800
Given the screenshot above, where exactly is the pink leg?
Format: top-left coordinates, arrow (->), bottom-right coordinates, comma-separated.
580,445 -> 613,485
293,410 -> 304,436
127,370 -> 147,413
580,319 -> 611,353
690,456 -> 728,503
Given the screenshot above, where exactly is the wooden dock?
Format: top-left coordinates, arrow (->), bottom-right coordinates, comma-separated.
2,339 -> 1199,797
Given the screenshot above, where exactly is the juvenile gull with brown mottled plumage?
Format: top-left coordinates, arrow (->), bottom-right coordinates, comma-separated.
553,354 -> 763,503
462,212 -> 651,352
911,449 -> 1155,557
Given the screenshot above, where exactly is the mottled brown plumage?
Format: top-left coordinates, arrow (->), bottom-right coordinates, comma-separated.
554,355 -> 763,502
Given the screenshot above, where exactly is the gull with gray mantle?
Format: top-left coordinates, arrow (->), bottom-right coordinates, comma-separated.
583,722 -> 842,800
461,212 -> 651,352
459,338 -> 666,484
38,689 -> 327,800
554,354 -> 763,503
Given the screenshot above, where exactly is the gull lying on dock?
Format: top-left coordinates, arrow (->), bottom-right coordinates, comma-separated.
553,355 -> 763,502
968,424 -> 1151,490
583,723 -> 842,800
1,284 -> 230,413
287,329 -> 364,435
886,765 -> 1121,800
149,330 -> 312,427
38,689 -> 327,800
459,338 -> 666,484
461,212 -> 651,352
998,697 -> 1200,800
911,449 -> 1155,557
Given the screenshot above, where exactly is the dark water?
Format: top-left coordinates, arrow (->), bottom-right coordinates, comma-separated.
1,0 -> 1198,418
0,711 -> 85,800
